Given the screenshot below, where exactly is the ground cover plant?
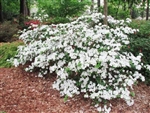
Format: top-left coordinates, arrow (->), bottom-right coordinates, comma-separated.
0,41 -> 23,68
10,13 -> 150,113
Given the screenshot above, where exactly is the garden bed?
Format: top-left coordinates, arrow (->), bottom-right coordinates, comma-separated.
0,67 -> 150,113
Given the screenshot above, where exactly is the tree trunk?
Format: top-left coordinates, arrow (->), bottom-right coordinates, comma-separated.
146,0 -> 149,20
19,0 -> 30,24
20,0 -> 29,16
104,0 -> 108,25
90,0 -> 94,12
97,0 -> 101,12
0,0 -> 3,22
20,0 -> 24,15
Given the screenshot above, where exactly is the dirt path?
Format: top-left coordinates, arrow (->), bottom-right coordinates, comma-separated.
0,67 -> 150,113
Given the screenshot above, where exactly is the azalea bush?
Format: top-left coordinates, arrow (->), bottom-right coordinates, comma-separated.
10,13 -> 150,113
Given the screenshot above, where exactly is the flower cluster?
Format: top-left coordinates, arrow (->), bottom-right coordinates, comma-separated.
10,13 -> 149,113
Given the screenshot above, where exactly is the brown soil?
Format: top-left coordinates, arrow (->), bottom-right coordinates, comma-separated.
0,67 -> 150,113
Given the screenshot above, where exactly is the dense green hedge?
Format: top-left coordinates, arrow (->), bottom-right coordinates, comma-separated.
127,20 -> 150,84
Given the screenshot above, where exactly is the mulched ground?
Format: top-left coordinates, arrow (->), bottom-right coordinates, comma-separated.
0,67 -> 150,113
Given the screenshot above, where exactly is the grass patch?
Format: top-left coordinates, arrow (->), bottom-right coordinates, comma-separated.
0,41 -> 23,68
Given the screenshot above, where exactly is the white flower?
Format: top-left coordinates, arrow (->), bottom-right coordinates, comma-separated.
136,65 -> 142,70
113,90 -> 120,96
13,59 -> 20,67
57,60 -> 65,68
88,58 -> 97,66
125,79 -> 134,87
140,75 -> 145,82
104,105 -> 111,113
56,68 -> 68,79
49,64 -> 57,72
70,52 -> 77,59
97,107 -> 102,112
38,73 -> 43,77
146,65 -> 150,71
126,99 -> 134,106
126,18 -> 132,23
84,94 -> 89,98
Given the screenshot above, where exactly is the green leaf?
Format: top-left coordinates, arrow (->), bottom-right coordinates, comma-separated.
64,95 -> 68,102
116,94 -> 121,98
130,92 -> 135,97
77,62 -> 82,67
95,76 -> 105,85
95,61 -> 101,69
129,61 -> 135,69
65,67 -> 70,72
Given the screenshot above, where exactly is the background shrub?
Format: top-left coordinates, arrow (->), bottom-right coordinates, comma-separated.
37,0 -> 90,18
2,0 -> 19,20
45,17 -> 70,25
123,20 -> 150,85
0,21 -> 19,42
107,3 -> 130,19
129,20 -> 150,38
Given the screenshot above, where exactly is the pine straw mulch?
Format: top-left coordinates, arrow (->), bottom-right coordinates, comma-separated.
0,67 -> 150,113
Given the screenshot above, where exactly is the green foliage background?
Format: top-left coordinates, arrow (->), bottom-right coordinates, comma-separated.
2,0 -> 20,20
37,0 -> 90,18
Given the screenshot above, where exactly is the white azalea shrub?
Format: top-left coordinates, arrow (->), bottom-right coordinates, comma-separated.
11,13 -> 147,112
